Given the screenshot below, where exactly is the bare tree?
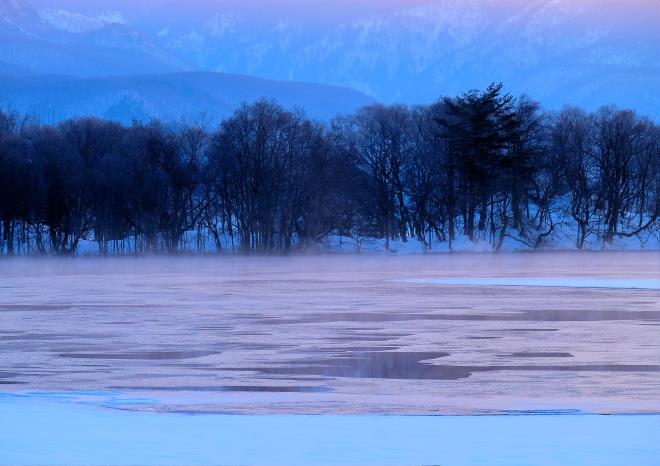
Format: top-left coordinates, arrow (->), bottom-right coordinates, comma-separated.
0,88 -> 656,256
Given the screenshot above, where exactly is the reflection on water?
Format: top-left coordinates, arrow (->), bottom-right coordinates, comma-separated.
491,328 -> 559,332
110,385 -> 333,393
256,352 -> 660,381
261,352 -> 469,380
274,309 -> 660,324
59,351 -> 220,360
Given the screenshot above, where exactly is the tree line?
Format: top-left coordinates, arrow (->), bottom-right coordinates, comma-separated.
0,83 -> 657,255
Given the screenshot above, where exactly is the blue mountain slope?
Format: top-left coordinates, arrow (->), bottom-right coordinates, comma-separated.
0,71 -> 375,123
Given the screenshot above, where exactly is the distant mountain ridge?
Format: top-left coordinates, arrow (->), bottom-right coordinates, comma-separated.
1,0 -> 659,118
0,71 -> 375,123
0,0 -> 189,76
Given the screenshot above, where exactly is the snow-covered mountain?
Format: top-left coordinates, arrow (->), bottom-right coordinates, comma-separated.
0,0 -> 188,76
152,0 -> 660,115
1,0 -> 659,117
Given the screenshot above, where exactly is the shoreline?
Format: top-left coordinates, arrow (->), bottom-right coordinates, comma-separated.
2,395 -> 659,466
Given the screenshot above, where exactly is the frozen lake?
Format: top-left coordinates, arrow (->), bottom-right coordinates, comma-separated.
1,252 -> 659,464
1,252 -> 659,415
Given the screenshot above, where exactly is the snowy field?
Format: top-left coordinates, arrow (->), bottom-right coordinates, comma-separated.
2,394 -> 660,466
0,252 -> 658,464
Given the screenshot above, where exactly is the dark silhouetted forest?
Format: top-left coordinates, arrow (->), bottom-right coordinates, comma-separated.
0,84 -> 657,255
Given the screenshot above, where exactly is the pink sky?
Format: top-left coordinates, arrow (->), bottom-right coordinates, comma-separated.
28,0 -> 659,27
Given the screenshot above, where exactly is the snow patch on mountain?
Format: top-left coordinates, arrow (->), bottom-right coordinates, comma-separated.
97,10 -> 127,25
204,13 -> 242,38
37,8 -> 103,32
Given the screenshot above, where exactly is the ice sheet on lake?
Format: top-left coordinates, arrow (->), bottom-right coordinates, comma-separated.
401,277 -> 660,290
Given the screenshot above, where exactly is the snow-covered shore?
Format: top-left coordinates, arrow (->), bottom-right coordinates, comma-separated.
1,393 -> 659,466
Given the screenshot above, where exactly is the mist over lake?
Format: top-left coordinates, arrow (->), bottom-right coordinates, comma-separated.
2,252 -> 658,415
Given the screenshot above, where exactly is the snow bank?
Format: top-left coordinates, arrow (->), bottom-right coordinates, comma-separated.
1,394 -> 659,466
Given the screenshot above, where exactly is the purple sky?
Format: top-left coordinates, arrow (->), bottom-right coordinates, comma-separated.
27,0 -> 658,29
